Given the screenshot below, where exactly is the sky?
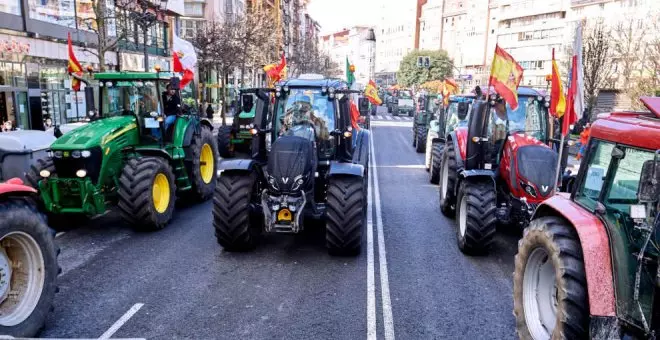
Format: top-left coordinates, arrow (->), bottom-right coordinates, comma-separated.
306,0 -> 381,35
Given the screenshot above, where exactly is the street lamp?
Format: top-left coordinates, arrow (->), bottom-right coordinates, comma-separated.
131,0 -> 169,72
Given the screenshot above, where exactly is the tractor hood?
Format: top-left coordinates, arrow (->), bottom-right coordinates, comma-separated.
50,116 -> 137,150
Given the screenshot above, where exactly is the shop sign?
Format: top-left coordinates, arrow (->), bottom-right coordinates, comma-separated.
0,39 -> 30,58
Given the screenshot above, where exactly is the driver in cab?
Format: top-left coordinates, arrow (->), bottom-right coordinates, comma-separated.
162,84 -> 181,131
280,95 -> 328,139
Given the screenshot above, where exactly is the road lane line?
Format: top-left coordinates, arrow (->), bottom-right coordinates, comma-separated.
385,116 -> 392,120
369,129 -> 396,340
367,163 -> 377,340
99,303 -> 144,340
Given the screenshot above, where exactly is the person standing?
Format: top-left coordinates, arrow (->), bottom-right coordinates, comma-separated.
576,122 -> 591,161
206,103 -> 215,120
162,83 -> 181,131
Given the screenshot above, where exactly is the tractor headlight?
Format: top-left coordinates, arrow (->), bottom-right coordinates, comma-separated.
520,181 -> 537,198
291,176 -> 305,191
328,87 -> 336,94
537,95 -> 542,101
47,150 -> 53,158
54,151 -> 63,158
71,150 -> 81,158
81,150 -> 92,158
321,86 -> 328,94
276,91 -> 281,98
275,86 -> 282,92
544,102 -> 550,108
76,169 -> 87,178
40,170 -> 51,178
268,175 -> 279,191
544,95 -> 551,102
283,85 -> 289,92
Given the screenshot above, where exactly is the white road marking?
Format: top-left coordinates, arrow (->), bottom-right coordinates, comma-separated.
377,165 -> 426,169
369,130 -> 396,340
367,165 -> 377,340
99,303 -> 144,340
385,115 -> 392,120
393,116 -> 401,121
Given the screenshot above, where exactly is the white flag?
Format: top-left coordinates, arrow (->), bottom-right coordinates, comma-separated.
172,33 -> 197,71
573,22 -> 585,120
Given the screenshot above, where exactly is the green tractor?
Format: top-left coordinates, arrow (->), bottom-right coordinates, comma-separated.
217,90 -> 263,158
412,93 -> 441,153
27,72 -> 219,231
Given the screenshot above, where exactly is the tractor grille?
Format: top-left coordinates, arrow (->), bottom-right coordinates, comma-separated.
516,146 -> 558,198
53,147 -> 103,184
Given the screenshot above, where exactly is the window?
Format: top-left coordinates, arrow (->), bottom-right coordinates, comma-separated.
0,0 -> 20,15
575,140 -> 615,209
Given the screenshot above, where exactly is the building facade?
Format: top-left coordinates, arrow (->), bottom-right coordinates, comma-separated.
320,26 -> 372,85
0,0 -> 183,131
418,0 -> 443,50
376,0 -> 417,75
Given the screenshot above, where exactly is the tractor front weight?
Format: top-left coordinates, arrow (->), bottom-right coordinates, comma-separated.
39,177 -> 106,215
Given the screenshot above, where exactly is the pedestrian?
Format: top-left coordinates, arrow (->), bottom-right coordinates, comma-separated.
206,103 -> 215,120
576,122 -> 591,161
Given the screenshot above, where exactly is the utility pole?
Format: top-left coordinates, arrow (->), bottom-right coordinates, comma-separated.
366,28 -> 376,81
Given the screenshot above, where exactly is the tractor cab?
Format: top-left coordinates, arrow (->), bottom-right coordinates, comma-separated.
513,96 -> 660,339
216,89 -> 273,158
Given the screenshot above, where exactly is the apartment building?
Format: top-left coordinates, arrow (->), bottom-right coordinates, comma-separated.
376,0 -> 418,75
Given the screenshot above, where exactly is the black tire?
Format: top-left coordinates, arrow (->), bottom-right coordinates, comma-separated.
212,171 -> 261,251
429,143 -> 443,184
217,125 -> 235,158
0,200 -> 58,337
326,176 -> 364,256
513,217 -> 589,339
455,180 -> 497,254
25,158 -> 87,231
187,126 -> 219,201
387,105 -> 392,113
415,126 -> 426,153
408,111 -> 414,117
438,140 -> 458,216
412,128 -> 417,147
118,157 -> 176,231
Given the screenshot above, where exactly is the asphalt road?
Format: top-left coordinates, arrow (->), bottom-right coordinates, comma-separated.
39,106 -> 518,340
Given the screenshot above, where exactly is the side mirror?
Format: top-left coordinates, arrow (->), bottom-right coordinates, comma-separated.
84,87 -> 95,112
457,102 -> 469,120
638,157 -> 660,202
358,97 -> 369,116
241,94 -> 254,112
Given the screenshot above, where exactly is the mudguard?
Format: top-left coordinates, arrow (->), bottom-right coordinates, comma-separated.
0,178 -> 37,198
329,162 -> 364,177
447,132 -> 465,170
218,159 -> 256,172
134,148 -> 172,161
199,118 -> 214,131
532,194 -> 616,317
456,169 -> 496,197
352,129 -> 370,169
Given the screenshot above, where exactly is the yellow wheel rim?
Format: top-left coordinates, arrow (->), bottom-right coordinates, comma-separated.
200,143 -> 214,184
152,173 -> 171,213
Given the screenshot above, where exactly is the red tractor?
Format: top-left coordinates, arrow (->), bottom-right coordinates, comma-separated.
513,97 -> 660,339
0,178 -> 58,336
439,88 -> 556,254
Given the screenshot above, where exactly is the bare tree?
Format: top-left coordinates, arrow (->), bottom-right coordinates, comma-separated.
582,20 -> 615,116
188,21 -> 222,102
78,0 -> 130,71
234,9 -> 279,85
643,17 -> 660,94
611,18 -> 648,90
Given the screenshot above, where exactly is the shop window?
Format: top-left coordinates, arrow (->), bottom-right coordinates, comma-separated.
27,0 -> 76,28
0,0 -> 21,15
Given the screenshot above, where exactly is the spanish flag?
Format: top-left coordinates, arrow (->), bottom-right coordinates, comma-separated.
264,52 -> 287,86
549,48 -> 566,118
444,78 -> 458,94
364,80 -> 382,105
67,32 -> 83,91
489,44 -> 524,110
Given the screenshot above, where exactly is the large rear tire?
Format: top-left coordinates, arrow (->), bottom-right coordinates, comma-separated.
326,176 -> 364,256
415,126 -> 426,153
187,126 -> 218,201
0,200 -> 58,337
456,180 -> 497,254
212,171 -> 261,251
25,158 -> 87,231
438,140 -> 458,217
429,143 -> 443,184
118,157 -> 176,231
513,217 -> 589,340
217,125 -> 235,158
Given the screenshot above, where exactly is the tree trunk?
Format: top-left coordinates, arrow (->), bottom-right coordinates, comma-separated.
219,69 -> 226,126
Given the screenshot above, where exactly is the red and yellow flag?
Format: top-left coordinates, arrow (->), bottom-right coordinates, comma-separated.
489,44 -> 524,110
264,52 -> 287,86
549,49 -> 566,118
444,78 -> 458,94
67,32 -> 83,91
364,80 -> 382,105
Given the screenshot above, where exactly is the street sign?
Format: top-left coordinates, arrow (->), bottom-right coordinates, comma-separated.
459,74 -> 473,80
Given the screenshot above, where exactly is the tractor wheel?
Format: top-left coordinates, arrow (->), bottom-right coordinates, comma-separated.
326,176 -> 365,256
513,217 -> 589,340
212,171 -> 261,251
217,126 -> 235,158
25,158 -> 87,231
438,140 -> 458,217
387,105 -> 392,114
429,143 -> 443,184
415,126 -> 426,153
0,200 -> 58,337
455,180 -> 497,254
187,126 -> 218,201
118,157 -> 176,231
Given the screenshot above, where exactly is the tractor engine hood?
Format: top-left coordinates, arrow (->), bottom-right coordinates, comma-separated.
509,133 -> 558,199
50,116 -> 137,150
266,135 -> 317,195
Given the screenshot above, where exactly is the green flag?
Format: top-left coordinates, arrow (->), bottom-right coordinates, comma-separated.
346,57 -> 355,86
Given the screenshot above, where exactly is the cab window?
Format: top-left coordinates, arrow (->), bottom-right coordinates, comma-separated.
574,139 -> 615,210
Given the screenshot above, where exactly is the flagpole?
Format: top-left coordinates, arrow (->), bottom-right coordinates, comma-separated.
553,130 -> 565,193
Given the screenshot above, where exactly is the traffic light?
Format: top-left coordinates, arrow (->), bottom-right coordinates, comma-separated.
424,57 -> 430,68
417,56 -> 423,67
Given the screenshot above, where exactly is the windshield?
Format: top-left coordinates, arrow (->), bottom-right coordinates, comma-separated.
445,101 -> 472,135
489,95 -> 547,141
100,80 -> 165,117
399,91 -> 412,99
276,88 -> 335,141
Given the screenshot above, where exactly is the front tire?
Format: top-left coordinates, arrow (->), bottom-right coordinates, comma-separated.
513,217 -> 589,340
217,125 -> 235,158
188,126 -> 218,200
415,126 -> 426,153
429,143 -> 443,184
0,200 -> 58,337
438,140 -> 458,216
118,157 -> 177,231
213,171 -> 261,251
326,176 -> 364,256
456,180 -> 497,254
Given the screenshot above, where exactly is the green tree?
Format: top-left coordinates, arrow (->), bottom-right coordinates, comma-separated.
396,50 -> 454,87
